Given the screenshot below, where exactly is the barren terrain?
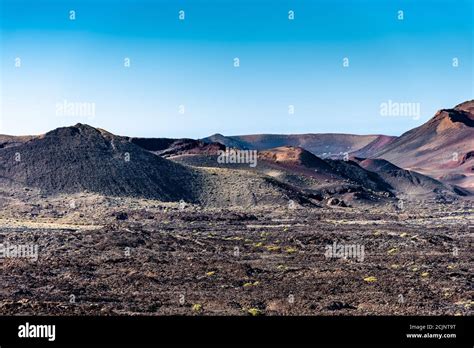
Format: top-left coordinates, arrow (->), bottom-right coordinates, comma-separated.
1,193 -> 472,316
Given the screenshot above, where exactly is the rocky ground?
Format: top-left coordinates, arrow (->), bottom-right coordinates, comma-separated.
0,193 -> 472,316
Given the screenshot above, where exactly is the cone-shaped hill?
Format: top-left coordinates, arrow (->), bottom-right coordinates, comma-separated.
0,124 -> 201,201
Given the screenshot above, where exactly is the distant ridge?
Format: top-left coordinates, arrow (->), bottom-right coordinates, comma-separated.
203,133 -> 389,156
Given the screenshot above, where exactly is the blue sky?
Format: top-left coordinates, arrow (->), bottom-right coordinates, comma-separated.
1,0 -> 472,138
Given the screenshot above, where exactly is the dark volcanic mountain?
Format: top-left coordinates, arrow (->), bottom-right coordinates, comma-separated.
352,158 -> 467,198
257,147 -> 392,195
352,158 -> 400,172
256,147 -> 461,201
129,137 -> 224,158
0,124 -> 201,201
201,133 -> 248,150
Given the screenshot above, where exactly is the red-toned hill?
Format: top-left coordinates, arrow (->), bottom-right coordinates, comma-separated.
372,101 -> 474,190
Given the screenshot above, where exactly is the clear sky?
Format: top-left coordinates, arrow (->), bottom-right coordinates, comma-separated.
0,0 -> 473,138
